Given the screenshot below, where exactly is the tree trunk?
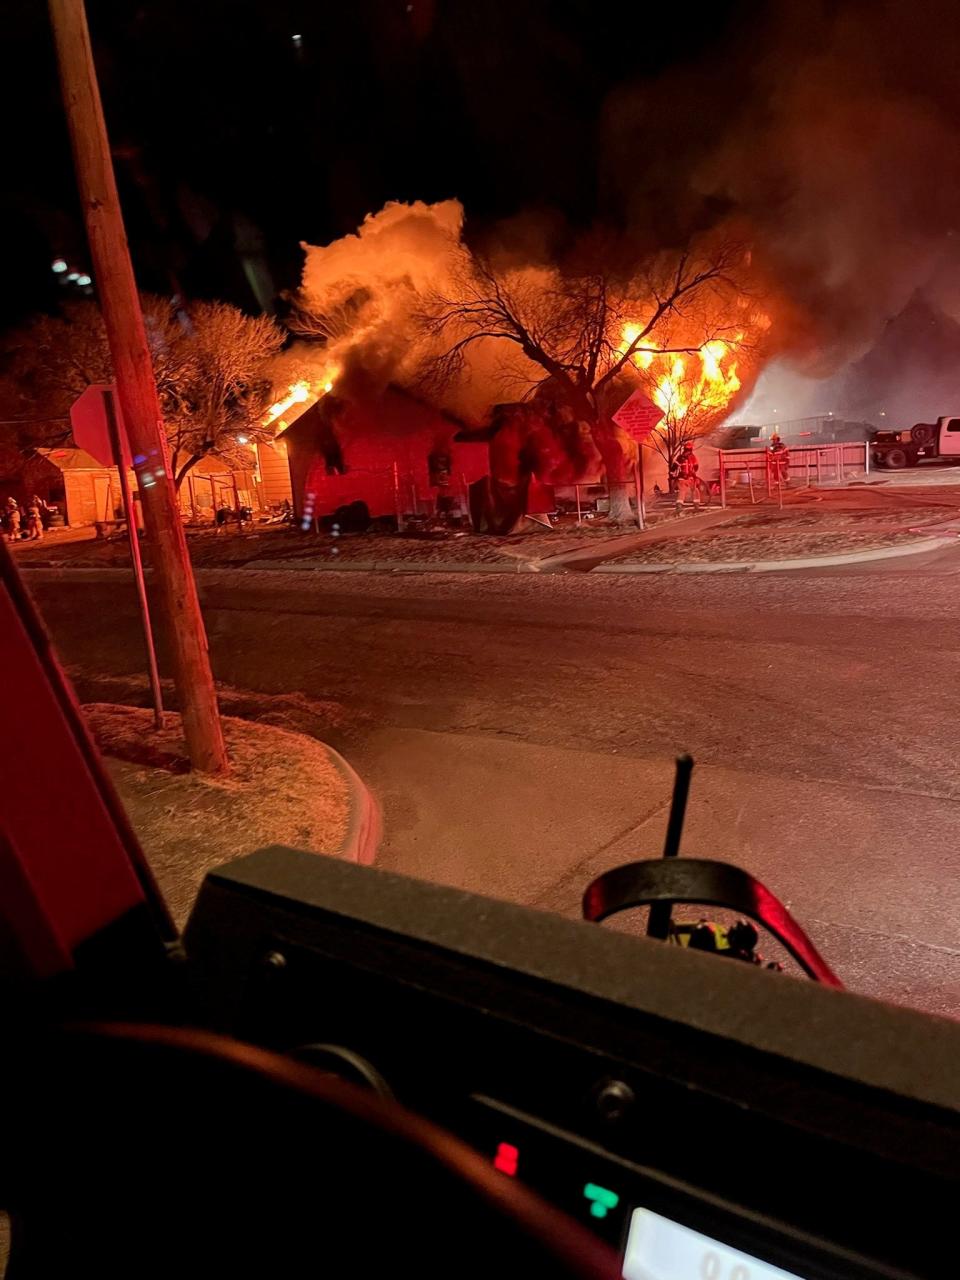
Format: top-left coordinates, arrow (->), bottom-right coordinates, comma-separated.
592,418 -> 638,525
174,452 -> 205,490
606,480 -> 635,523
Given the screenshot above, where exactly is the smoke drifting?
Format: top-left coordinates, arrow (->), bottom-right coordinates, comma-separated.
296,199 -> 463,396
298,201 -> 599,422
296,1 -> 960,426
605,0 -> 960,415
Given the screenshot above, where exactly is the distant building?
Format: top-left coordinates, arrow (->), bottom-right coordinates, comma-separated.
739,417 -> 873,446
30,448 -> 130,526
0,447 -> 257,527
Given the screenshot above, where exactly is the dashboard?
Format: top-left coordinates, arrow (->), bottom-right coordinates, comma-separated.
184,847 -> 960,1280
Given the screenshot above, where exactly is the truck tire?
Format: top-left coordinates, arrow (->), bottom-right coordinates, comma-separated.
884,447 -> 909,469
911,423 -> 936,446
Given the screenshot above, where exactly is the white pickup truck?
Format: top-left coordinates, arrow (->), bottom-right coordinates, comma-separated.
870,416 -> 960,468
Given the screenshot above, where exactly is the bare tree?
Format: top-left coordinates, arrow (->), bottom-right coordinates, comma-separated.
160,301 -> 284,487
0,302 -> 112,448
417,238 -> 763,519
0,299 -> 284,488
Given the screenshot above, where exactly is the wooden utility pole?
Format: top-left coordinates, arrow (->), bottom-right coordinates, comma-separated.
48,0 -> 227,773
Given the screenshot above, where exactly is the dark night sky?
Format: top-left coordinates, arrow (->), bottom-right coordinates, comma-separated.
0,0 -> 755,327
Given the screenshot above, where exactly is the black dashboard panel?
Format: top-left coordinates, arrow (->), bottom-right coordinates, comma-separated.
184,848 -> 960,1280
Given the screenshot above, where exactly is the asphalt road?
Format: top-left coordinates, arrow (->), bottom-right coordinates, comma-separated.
24,550 -> 960,1018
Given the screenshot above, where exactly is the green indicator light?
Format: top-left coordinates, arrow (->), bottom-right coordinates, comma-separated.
583,1183 -> 619,1219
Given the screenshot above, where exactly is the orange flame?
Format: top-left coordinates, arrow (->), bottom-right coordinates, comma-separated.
620,328 -> 741,424
262,368 -> 340,431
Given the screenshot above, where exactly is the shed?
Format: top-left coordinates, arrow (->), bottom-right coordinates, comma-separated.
27,448 -> 258,526
33,448 -> 138,527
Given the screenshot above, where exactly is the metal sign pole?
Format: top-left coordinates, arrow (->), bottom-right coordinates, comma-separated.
634,455 -> 645,530
104,388 -> 164,730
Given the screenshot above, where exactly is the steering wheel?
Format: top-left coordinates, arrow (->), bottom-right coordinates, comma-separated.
0,1023 -> 618,1279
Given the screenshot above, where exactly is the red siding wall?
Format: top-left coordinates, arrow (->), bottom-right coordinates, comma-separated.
285,391 -> 489,520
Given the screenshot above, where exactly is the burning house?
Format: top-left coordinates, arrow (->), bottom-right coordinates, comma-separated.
256,384 -> 488,526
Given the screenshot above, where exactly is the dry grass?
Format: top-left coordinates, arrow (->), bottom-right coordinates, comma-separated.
84,704 -> 351,926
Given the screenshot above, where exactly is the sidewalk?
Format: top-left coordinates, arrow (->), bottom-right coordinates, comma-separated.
359,726 -> 960,1017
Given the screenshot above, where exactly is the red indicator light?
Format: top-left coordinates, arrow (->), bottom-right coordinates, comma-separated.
493,1142 -> 519,1177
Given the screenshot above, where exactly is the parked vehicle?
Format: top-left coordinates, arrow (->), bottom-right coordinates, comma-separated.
870,415 -> 960,468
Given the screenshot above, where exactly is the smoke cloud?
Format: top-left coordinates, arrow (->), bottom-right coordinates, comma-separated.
296,2 -> 960,427
604,0 -> 960,419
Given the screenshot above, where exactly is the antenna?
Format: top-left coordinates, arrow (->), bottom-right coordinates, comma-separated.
646,754 -> 694,941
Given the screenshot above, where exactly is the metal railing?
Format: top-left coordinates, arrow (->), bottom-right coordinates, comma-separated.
717,443 -> 869,508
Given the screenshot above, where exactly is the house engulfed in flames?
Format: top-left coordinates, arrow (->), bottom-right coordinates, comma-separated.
253,379 -> 488,525
253,324 -> 752,527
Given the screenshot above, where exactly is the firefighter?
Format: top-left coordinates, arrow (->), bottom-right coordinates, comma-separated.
30,494 -> 50,529
4,497 -> 21,542
768,434 -> 790,487
671,442 -> 700,511
25,498 -> 44,540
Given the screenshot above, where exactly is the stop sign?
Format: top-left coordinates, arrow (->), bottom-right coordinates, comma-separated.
70,384 -> 131,468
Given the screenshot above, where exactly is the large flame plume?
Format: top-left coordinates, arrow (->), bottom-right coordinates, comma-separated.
620,327 -> 743,426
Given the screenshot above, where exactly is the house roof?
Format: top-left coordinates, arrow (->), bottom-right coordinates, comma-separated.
189,454 -> 240,477
35,447 -> 112,472
276,384 -> 471,442
35,447 -> 242,478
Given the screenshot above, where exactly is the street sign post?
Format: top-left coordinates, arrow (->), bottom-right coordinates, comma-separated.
613,390 -> 664,530
72,383 -> 163,729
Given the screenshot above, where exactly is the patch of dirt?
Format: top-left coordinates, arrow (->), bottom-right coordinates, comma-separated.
84,704 -> 351,925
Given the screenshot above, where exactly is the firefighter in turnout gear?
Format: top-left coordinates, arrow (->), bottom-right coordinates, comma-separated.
671,442 -> 700,512
26,499 -> 44,540
768,434 -> 790,487
4,497 -> 21,542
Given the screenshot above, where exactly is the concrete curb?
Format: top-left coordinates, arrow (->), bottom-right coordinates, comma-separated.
535,508 -> 738,574
243,557 -> 540,574
19,534 -> 958,581
590,535 -> 958,575
324,743 -> 382,866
